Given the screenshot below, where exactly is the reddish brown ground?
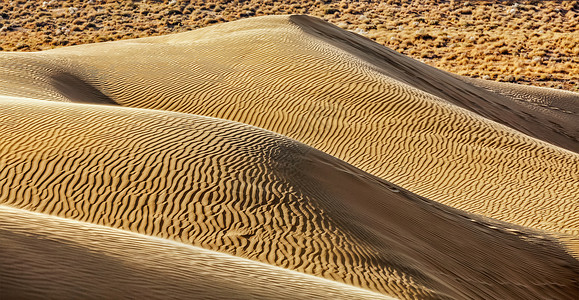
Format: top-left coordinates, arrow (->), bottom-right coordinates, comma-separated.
1,0 -> 577,91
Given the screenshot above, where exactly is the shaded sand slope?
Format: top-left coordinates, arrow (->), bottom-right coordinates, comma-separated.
462,76 -> 578,134
1,16 -> 577,238
0,56 -> 116,105
0,205 -> 393,300
1,97 -> 577,299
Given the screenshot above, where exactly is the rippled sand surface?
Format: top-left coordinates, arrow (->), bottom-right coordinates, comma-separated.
1,15 -> 577,299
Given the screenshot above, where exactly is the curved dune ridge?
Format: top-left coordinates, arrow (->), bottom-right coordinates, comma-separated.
0,96 -> 577,299
1,15 -> 577,239
0,205 -> 394,300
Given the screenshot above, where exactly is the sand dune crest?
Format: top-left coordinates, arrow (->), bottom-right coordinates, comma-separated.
291,15 -> 579,152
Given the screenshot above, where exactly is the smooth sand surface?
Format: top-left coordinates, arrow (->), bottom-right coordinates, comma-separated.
0,96 -> 577,299
1,16 -> 576,238
0,205 -> 394,300
1,15 -> 578,299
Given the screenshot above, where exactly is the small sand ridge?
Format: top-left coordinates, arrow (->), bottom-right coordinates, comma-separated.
0,205 -> 395,300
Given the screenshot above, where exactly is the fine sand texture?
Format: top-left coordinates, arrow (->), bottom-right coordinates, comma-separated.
0,96 -> 577,299
1,15 -> 577,241
0,205 -> 394,300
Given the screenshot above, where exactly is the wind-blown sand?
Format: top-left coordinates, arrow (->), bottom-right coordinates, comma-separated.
0,15 -> 578,299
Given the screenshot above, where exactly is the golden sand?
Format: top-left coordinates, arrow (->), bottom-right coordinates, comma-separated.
0,15 -> 578,299
0,205 -> 395,300
0,96 -> 577,299
2,16 -> 576,236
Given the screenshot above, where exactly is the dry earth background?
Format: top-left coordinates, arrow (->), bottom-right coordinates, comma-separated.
1,0 -> 577,91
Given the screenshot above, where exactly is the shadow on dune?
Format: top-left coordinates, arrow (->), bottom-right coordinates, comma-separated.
49,72 -> 118,105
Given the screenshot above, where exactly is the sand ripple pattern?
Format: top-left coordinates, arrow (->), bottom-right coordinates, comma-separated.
1,16 -> 576,237
0,98 -> 432,299
1,98 -> 577,299
0,205 -> 395,300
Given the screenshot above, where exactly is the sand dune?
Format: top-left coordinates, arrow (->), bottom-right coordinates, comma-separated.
1,15 -> 579,299
1,16 -> 577,239
0,205 -> 394,300
0,96 -> 577,299
292,15 -> 579,152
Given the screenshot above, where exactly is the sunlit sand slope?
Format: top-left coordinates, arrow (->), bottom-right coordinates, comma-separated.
0,205 -> 394,300
1,97 -> 577,299
0,16 -> 576,238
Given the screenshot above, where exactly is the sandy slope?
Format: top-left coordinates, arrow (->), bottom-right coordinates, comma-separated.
292,15 -> 579,152
0,205 -> 394,300
461,75 -> 579,129
0,96 -> 577,299
1,16 -> 576,240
